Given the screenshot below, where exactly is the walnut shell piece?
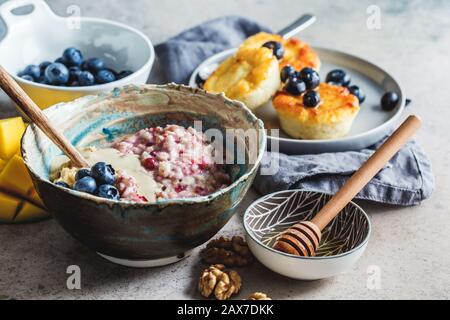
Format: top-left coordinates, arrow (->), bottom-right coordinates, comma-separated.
247,292 -> 272,300
200,236 -> 253,267
198,264 -> 242,300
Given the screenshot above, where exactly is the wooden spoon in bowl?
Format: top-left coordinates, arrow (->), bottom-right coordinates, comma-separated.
274,115 -> 422,257
0,65 -> 89,168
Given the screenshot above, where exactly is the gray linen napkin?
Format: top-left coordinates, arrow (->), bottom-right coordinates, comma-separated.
155,16 -> 434,205
255,138 -> 434,206
155,16 -> 271,84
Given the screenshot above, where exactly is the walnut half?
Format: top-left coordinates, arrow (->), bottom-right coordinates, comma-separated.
200,236 -> 253,267
198,264 -> 242,300
247,292 -> 272,300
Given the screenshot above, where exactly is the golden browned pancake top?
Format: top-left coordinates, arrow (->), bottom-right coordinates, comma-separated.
273,83 -> 360,124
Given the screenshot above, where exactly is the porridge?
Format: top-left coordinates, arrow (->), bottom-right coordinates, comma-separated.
52,124 -> 231,202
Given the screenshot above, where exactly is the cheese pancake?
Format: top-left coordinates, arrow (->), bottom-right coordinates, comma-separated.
273,83 -> 360,139
204,47 -> 280,110
239,32 -> 321,71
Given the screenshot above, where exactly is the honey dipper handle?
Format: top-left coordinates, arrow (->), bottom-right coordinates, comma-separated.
311,115 -> 422,231
0,65 -> 88,168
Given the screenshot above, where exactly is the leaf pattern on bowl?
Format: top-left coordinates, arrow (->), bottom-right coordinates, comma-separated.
245,190 -> 370,257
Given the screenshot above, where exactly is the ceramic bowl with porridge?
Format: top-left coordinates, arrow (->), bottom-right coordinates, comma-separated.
22,85 -> 266,267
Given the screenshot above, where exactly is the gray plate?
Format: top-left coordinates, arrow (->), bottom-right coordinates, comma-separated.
189,47 -> 405,154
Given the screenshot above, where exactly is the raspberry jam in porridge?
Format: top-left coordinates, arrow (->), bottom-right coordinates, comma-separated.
113,124 -> 231,200
51,125 -> 231,202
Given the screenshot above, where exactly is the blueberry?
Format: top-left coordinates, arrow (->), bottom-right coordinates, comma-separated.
326,81 -> 342,87
262,41 -> 284,60
406,98 -> 412,106
73,176 -> 97,194
69,81 -> 80,87
106,68 -> 119,78
20,75 -> 34,82
20,65 -> 41,80
37,76 -> 48,84
39,61 -> 52,72
55,181 -> 70,188
195,73 -> 205,88
68,66 -> 82,82
95,69 -> 116,84
45,63 -> 69,85
285,78 -> 306,96
195,64 -> 215,88
280,65 -> 296,82
381,92 -> 399,111
77,71 -> 95,86
75,168 -> 91,181
117,70 -> 133,79
91,162 -> 116,185
303,91 -> 321,108
62,47 -> 84,67
326,69 -> 351,86
348,85 -> 366,104
81,60 -> 90,70
86,58 -> 106,72
55,57 -> 66,65
299,67 -> 320,90
96,184 -> 120,200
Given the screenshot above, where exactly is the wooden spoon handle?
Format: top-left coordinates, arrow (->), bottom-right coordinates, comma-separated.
0,65 -> 89,168
311,115 -> 422,231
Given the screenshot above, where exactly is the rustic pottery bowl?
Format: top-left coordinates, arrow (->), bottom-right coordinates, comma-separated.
21,84 -> 266,267
0,0 -> 154,109
244,190 -> 371,280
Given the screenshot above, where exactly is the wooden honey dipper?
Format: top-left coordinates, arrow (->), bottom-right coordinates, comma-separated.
274,115 -> 422,257
0,65 -> 89,168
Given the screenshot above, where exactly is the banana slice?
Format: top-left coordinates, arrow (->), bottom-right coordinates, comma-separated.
204,47 -> 280,110
240,32 -> 321,71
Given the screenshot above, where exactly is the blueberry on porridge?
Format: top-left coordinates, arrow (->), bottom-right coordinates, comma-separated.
51,125 -> 231,202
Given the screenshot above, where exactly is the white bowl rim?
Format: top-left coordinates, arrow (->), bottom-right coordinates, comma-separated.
243,189 -> 372,260
7,16 -> 155,91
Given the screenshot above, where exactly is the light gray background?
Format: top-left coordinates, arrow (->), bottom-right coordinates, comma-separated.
0,0 -> 449,300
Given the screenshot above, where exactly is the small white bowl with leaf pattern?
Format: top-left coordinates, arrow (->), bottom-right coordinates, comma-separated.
244,190 -> 371,280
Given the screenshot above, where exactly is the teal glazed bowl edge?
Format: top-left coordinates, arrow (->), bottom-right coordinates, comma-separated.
21,84 -> 266,261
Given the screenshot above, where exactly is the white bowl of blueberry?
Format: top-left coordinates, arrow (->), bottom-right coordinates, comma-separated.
0,0 -> 155,109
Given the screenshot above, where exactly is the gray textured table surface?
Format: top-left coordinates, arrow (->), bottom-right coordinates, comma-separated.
0,0 -> 449,300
